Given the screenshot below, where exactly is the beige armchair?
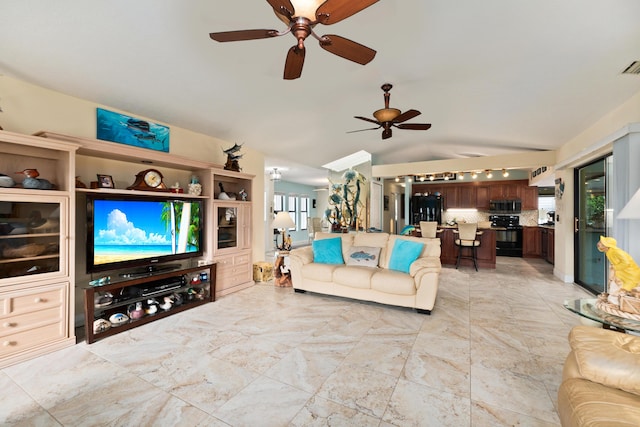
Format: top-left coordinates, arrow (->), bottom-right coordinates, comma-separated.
557,325 -> 640,426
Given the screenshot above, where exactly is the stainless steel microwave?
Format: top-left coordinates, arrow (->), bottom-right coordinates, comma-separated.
489,199 -> 522,213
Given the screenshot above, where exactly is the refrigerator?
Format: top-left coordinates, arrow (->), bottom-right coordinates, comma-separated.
410,194 -> 444,224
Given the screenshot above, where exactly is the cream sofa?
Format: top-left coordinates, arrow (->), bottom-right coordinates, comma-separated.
557,325 -> 640,426
288,232 -> 441,314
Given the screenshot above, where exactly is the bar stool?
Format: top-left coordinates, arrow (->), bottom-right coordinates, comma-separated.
419,221 -> 440,238
454,223 -> 483,271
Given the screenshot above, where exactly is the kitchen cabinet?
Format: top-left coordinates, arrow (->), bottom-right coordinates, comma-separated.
476,185 -> 490,210
522,226 -> 542,258
412,180 -> 537,211
520,186 -> 539,210
541,227 -> 554,264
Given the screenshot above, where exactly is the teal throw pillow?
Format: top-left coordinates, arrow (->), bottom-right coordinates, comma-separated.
388,239 -> 424,273
312,237 -> 344,265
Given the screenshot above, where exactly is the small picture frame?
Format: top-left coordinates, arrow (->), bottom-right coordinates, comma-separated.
97,174 -> 114,189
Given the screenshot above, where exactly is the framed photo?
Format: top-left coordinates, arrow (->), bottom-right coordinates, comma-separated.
97,174 -> 115,189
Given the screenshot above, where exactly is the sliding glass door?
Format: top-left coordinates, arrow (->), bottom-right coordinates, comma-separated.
574,156 -> 612,294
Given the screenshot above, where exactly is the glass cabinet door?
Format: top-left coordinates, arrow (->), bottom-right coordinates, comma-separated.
216,205 -> 238,250
0,196 -> 67,281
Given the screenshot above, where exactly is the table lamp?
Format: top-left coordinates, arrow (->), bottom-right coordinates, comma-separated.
618,187 -> 640,219
272,211 -> 295,250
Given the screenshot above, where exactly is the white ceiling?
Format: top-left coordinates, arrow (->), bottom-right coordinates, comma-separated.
2,0 -> 640,186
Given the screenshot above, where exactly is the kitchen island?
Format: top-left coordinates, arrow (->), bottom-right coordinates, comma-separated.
438,227 -> 497,269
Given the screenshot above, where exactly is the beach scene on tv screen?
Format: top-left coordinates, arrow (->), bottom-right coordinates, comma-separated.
93,199 -> 199,265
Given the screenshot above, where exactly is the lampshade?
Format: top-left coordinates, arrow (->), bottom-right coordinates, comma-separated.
618,187 -> 640,219
272,211 -> 295,229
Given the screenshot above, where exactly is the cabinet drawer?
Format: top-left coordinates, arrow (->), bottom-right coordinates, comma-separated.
0,306 -> 63,338
0,286 -> 64,317
0,321 -> 65,357
214,253 -> 250,270
0,285 -> 65,317
217,269 -> 252,288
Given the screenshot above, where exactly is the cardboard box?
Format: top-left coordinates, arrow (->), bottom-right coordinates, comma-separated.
253,262 -> 274,282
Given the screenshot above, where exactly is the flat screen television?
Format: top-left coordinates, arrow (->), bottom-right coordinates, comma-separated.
86,195 -> 204,274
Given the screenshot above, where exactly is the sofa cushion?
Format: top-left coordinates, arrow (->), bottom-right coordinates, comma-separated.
353,232 -> 390,267
315,232 -> 354,262
371,270 -> 417,295
388,239 -> 425,273
312,237 -> 344,264
301,263 -> 339,282
346,246 -> 381,268
333,265 -> 377,289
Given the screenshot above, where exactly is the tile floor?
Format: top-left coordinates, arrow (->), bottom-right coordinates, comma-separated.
1,257 -> 593,426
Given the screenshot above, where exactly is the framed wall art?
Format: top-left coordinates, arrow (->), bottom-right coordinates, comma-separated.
96,108 -> 170,152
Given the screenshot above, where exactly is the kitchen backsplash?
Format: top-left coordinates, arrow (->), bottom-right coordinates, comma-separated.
442,210 -> 540,226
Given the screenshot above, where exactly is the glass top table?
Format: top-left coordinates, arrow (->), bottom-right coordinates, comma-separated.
564,298 -> 640,333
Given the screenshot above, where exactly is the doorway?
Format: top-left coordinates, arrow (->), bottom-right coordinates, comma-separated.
574,156 -> 612,294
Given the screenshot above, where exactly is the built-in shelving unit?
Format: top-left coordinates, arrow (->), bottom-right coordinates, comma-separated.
0,130 -> 78,368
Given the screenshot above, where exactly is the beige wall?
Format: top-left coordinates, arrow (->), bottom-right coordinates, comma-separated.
3,74 -> 640,288
0,74 -> 266,272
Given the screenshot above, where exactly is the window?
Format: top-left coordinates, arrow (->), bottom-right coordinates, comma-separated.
300,196 -> 309,230
274,193 -> 285,215
288,195 -> 297,230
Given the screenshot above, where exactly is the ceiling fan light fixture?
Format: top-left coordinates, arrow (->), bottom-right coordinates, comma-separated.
502,169 -> 509,177
458,172 -> 465,180
373,108 -> 401,123
485,170 -> 493,179
471,172 -> 478,179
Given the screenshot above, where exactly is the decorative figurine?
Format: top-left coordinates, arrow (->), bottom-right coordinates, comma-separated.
223,143 -> 243,172
239,188 -> 248,201
597,236 -> 640,304
159,296 -> 173,311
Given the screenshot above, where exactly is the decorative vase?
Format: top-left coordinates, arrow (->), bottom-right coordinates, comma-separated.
188,183 -> 202,196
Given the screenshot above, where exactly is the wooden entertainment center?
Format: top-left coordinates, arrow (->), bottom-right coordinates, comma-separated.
0,130 -> 254,366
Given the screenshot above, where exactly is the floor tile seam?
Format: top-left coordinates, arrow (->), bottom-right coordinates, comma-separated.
469,396 -> 558,425
0,372 -> 61,426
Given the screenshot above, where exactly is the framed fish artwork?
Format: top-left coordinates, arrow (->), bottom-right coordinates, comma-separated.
96,108 -> 170,152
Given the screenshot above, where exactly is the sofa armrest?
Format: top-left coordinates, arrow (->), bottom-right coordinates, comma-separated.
567,325 -> 640,396
410,257 -> 441,290
289,246 -> 314,265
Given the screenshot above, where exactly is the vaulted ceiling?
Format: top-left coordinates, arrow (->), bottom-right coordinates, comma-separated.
1,0 -> 640,185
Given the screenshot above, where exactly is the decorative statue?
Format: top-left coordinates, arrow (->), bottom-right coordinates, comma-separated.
327,168 -> 366,231
597,236 -> 640,304
223,143 -> 243,172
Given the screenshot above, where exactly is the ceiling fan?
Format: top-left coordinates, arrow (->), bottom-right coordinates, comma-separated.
209,0 -> 378,80
350,83 -> 432,140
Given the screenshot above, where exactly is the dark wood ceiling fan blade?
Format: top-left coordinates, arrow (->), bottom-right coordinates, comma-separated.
396,123 -> 432,130
266,0 -> 295,18
354,116 -> 380,125
283,45 -> 305,80
382,128 -> 392,139
319,35 -> 376,65
393,109 -> 421,123
316,0 -> 379,25
210,29 -> 279,42
347,126 -> 380,134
